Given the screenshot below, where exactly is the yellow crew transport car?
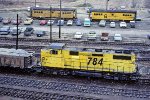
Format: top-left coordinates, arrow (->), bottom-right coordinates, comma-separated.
89,9 -> 137,21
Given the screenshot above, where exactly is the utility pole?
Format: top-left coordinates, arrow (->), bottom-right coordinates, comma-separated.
106,0 -> 109,10
16,14 -> 19,50
59,0 -> 61,38
35,0 -> 36,7
84,0 -> 87,6
50,5 -> 52,42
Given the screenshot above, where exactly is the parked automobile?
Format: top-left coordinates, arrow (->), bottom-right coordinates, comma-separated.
34,30 -> 46,37
57,20 -> 64,26
87,31 -> 97,40
0,17 -> 3,22
147,34 -> 150,39
2,26 -> 10,29
10,27 -> 23,33
67,20 -> 73,26
84,18 -> 91,27
75,19 -> 82,26
47,20 -> 55,25
110,22 -> 116,28
99,20 -> 106,27
119,22 -> 127,28
0,26 -> 10,35
74,32 -> 83,39
39,20 -> 48,25
3,18 -> 11,24
24,18 -> 33,25
136,17 -> 142,21
10,28 -> 21,36
24,27 -> 34,36
130,21 -> 135,28
101,32 -> 109,41
114,33 -> 122,41
11,18 -> 22,25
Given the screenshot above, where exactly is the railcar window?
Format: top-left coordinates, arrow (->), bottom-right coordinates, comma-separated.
92,54 -> 103,56
63,12 -> 71,14
70,51 -> 79,56
50,50 -> 58,55
113,55 -> 131,60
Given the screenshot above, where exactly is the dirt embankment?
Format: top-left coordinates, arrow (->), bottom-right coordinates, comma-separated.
0,0 -> 149,9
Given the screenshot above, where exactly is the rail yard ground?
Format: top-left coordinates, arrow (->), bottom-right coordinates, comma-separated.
0,0 -> 150,100
0,69 -> 149,100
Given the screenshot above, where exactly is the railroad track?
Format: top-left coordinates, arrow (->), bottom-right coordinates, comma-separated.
0,86 -> 97,100
0,42 -> 150,53
0,75 -> 149,99
0,36 -> 150,47
136,58 -> 150,61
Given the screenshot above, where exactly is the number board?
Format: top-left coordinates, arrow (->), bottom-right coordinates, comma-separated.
87,57 -> 103,66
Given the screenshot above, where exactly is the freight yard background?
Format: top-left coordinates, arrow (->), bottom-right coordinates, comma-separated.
0,0 -> 150,100
0,0 -> 148,9
0,0 -> 150,19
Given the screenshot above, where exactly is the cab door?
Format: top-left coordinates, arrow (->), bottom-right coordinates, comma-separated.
104,14 -> 107,19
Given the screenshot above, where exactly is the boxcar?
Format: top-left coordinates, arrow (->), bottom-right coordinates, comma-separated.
89,9 -> 137,21
30,7 -> 77,19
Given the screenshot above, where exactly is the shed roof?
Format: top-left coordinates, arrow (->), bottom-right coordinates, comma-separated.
31,7 -> 76,11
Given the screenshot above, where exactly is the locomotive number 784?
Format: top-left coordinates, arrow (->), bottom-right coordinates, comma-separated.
87,57 -> 103,65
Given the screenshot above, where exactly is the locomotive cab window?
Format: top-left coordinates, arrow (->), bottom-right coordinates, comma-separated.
70,51 -> 78,56
113,55 -> 131,60
50,50 -> 58,55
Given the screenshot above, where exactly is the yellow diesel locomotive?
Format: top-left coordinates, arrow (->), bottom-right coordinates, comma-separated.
30,7 -> 77,19
41,43 -> 138,80
89,9 -> 137,21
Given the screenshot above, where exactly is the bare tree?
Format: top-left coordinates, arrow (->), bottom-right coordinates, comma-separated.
131,0 -> 137,8
144,0 -> 150,8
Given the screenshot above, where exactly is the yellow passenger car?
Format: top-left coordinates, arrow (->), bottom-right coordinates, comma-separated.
41,43 -> 138,80
89,9 -> 137,21
30,7 -> 77,19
